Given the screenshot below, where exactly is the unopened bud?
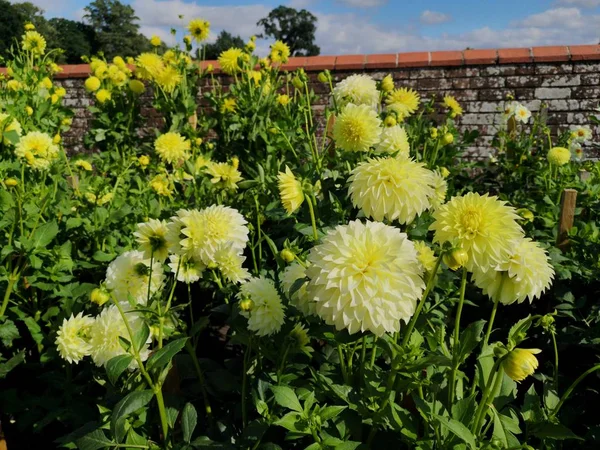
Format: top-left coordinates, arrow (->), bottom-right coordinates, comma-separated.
90,287 -> 110,306
443,249 -> 468,271
239,298 -> 254,312
442,133 -> 454,145
280,249 -> 295,263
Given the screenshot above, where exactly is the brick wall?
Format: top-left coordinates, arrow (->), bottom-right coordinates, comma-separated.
16,45 -> 600,156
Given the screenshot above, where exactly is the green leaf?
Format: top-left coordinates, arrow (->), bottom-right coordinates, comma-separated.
0,351 -> 25,378
190,436 -> 236,448
273,411 -> 309,433
110,390 -> 154,443
271,385 -> 303,412
457,320 -> 486,363
182,402 -> 198,443
133,323 -> 150,354
22,316 -> 43,346
75,429 -> 114,450
532,423 -> 583,440
522,385 -> 544,423
105,355 -> 133,385
0,318 -> 20,347
491,409 -> 521,448
508,315 -> 533,347
92,251 -> 116,262
319,405 -> 346,421
334,442 -> 361,450
147,337 -> 188,372
434,414 -> 477,449
31,220 -> 59,251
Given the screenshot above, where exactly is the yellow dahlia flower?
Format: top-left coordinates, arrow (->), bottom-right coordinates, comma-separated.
105,250 -> 164,304
15,131 -> 59,171
24,23 -> 35,31
443,95 -> 463,117
154,132 -> 191,164
248,70 -> 262,85
129,79 -> 145,94
204,161 -> 243,191
55,312 -> 95,364
95,89 -> 111,104
220,98 -> 237,114
472,238 -> 554,305
381,74 -> 394,93
430,170 -> 448,209
40,77 -> 53,89
386,87 -> 420,117
22,31 -> 46,54
85,76 -> 101,92
502,348 -> 541,382
281,262 -> 316,317
188,18 -> 210,42
150,173 -> 173,196
214,244 -> 251,284
277,94 -> 290,106
7,80 -> 21,91
547,147 -> 571,166
74,160 -> 93,171
155,66 -> 182,94
430,192 -> 524,272
135,53 -> 164,80
277,166 -> 304,214
375,125 -> 410,156
134,219 -> 170,262
0,113 -> 22,145
306,220 -> 425,336
414,241 -> 437,273
150,35 -> 161,46
168,254 -> 205,284
270,40 -> 290,63
333,74 -> 379,108
218,48 -> 244,75
333,103 -> 382,152
89,305 -> 150,368
239,277 -> 286,336
348,157 -> 436,224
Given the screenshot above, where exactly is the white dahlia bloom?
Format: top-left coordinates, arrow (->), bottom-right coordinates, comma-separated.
333,74 -> 379,108
348,156 -> 436,224
89,305 -> 151,367
105,250 -> 164,304
238,277 -> 286,336
473,238 -> 554,305
55,312 -> 95,364
375,125 -> 410,156
214,244 -> 251,284
166,209 -> 194,256
306,220 -> 425,336
281,262 -> 316,317
134,218 -> 170,261
168,254 -> 205,284
430,170 -> 448,209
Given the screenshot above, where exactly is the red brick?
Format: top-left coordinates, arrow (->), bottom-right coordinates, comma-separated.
281,57 -> 307,71
365,53 -> 397,69
397,51 -> 429,67
199,60 -> 221,74
498,48 -> 532,64
304,55 -> 336,71
569,45 -> 600,61
532,46 -> 570,63
430,51 -> 463,67
464,49 -> 497,65
56,64 -> 91,78
335,54 -> 365,70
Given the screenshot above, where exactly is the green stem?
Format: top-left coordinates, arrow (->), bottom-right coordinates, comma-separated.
0,269 -> 20,317
550,363 -> 600,419
476,365 -> 504,436
401,253 -> 443,348
338,345 -> 349,384
472,359 -> 503,434
367,365 -> 398,448
483,276 -> 504,347
552,331 -> 559,393
185,340 -> 213,424
370,337 -> 378,369
277,343 -> 290,385
448,267 -> 469,405
241,339 -> 252,427
306,194 -> 319,241
360,335 -> 368,384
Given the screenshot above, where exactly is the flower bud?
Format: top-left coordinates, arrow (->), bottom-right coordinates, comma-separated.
516,208 -> 534,223
502,348 -> 541,382
443,249 -> 468,271
381,74 -> 394,92
384,115 -> 397,127
90,287 -> 110,306
53,134 -> 61,145
440,167 -> 450,178
539,314 -> 555,332
442,132 -> 454,145
138,155 -> 150,167
206,63 -> 214,73
239,298 -> 254,312
317,71 -> 330,83
231,157 -> 239,170
430,127 -> 438,139
292,75 -> 304,90
4,178 -> 18,187
195,137 -> 203,146
280,249 -> 295,263
25,106 -> 34,116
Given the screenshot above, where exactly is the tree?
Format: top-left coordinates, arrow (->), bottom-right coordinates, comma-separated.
50,18 -> 98,63
202,30 -> 245,60
83,0 -> 150,59
0,0 -> 25,59
257,5 -> 320,57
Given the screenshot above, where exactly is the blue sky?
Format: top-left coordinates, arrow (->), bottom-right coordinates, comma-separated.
17,0 -> 600,55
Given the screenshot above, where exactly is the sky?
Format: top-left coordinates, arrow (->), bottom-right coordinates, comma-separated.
14,0 -> 600,56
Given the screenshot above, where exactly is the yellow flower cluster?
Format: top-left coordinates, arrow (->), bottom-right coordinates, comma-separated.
14,131 -> 60,171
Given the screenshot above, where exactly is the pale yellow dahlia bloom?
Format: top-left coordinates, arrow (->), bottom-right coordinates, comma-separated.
374,125 -> 410,156
134,219 -> 170,262
430,170 -> 448,209
270,40 -> 290,63
214,244 -> 251,284
0,113 -> 22,145
188,18 -> 210,41
472,238 -> 554,305
15,131 -> 59,171
22,31 -> 46,54
333,103 -> 382,152
238,277 -> 286,336
348,156 -> 436,224
166,209 -> 193,255
502,348 -> 541,382
443,95 -> 463,117
277,166 -> 304,214
135,53 -> 164,80
89,305 -> 150,367
105,250 -> 164,304
414,241 -> 437,273
514,104 -> 531,123
154,132 -> 191,164
381,74 -> 394,92
430,192 -> 524,272
306,220 -> 425,336
168,254 -> 205,284
547,147 -> 571,166
218,48 -> 244,75
333,74 -> 379,108
204,161 -> 242,191
571,126 -> 592,143
281,262 -> 316,317
386,87 -> 420,116
55,312 -> 95,364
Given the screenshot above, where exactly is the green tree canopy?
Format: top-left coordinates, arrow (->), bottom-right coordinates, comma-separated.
83,0 -> 151,59
0,0 -> 25,60
49,18 -> 98,63
203,30 -> 245,60
257,5 -> 320,57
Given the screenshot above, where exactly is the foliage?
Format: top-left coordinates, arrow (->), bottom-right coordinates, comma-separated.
257,5 -> 320,56
203,30 -> 245,60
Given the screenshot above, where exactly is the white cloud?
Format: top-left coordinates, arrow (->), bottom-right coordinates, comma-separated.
287,0 -> 317,8
336,0 -> 387,7
420,10 -> 452,25
512,7 -> 584,28
556,0 -> 600,8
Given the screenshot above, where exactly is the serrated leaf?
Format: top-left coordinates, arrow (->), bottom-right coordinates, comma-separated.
319,405 -> 346,421
0,318 -> 20,347
75,429 -> 114,450
31,221 -> 59,251
110,390 -> 154,443
271,385 -> 303,412
434,414 -> 476,449
147,337 -> 188,372
0,351 -> 25,378
105,355 -> 133,385
182,402 -> 198,443
457,320 -> 486,363
133,322 -> 150,354
532,423 -> 583,440
273,411 -> 309,433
